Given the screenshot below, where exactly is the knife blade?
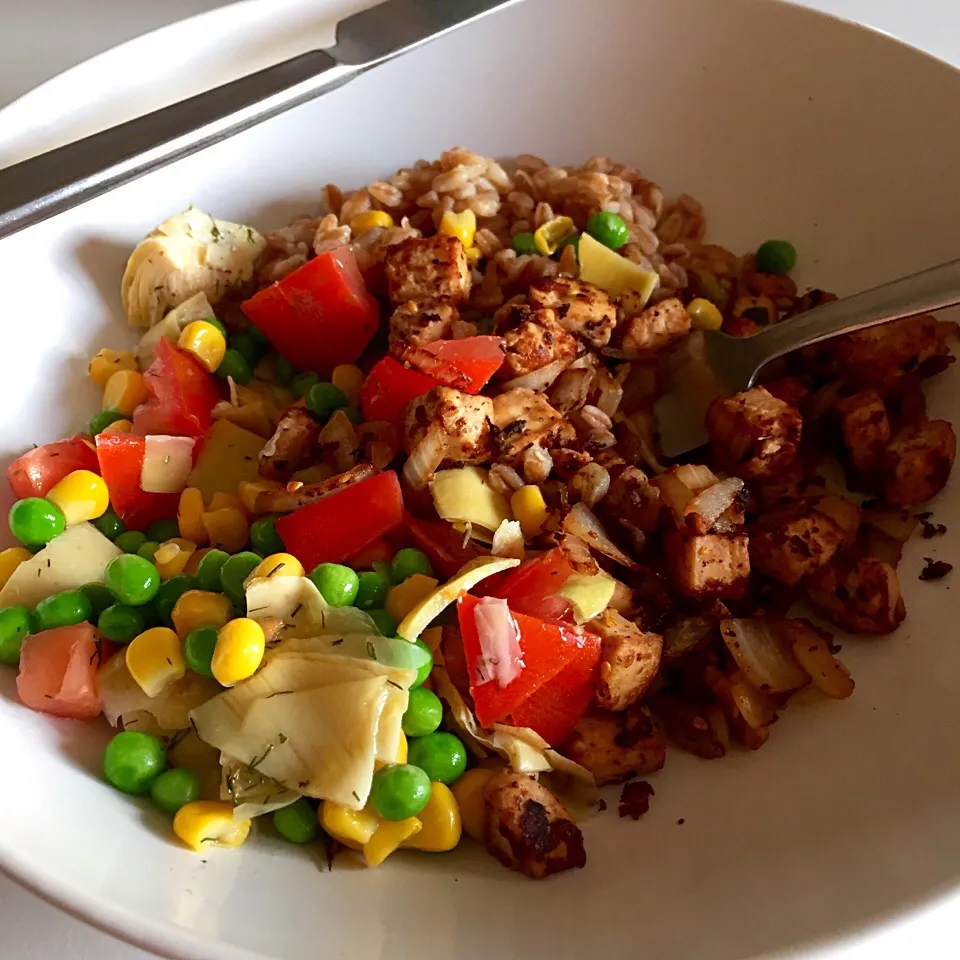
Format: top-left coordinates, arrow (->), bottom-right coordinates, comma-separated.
0,0 -> 520,242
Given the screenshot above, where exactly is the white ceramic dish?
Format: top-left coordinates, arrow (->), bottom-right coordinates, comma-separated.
1,1 -> 959,958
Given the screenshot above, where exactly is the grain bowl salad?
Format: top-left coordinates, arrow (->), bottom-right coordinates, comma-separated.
1,148 -> 956,878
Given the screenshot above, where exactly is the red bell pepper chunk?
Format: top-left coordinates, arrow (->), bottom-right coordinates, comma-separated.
241,247 -> 380,377
359,356 -> 438,427
487,548 -> 576,621
404,510 -> 484,579
345,537 -> 395,570
95,433 -> 179,531
133,338 -> 219,439
457,593 -> 597,728
276,471 -> 403,571
423,336 -> 504,393
6,437 -> 99,499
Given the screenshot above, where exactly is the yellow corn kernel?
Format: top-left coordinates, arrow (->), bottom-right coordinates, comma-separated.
177,487 -> 208,546
173,801 -> 251,852
102,369 -> 148,417
171,589 -> 234,639
45,470 -> 110,525
331,364 -> 365,405
403,782 -> 462,853
451,768 -> 494,843
126,627 -> 185,698
101,418 -> 133,434
533,215 -> 575,256
385,574 -> 440,623
0,546 -> 32,591
687,297 -> 724,331
246,553 -> 305,584
422,626 -> 443,655
178,320 -> 227,373
319,801 -> 380,851
350,210 -> 394,234
510,485 -> 548,538
182,547 -> 210,578
202,508 -> 249,554
207,491 -> 246,514
212,618 -> 265,686
89,349 -> 137,390
154,538 -> 197,579
396,730 -> 408,765
238,479 -> 282,514
465,246 -> 483,266
438,208 -> 478,249
363,817 -> 422,867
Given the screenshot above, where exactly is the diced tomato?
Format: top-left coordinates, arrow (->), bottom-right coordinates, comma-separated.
345,537 -> 395,569
95,433 -> 179,530
6,437 -> 99,499
241,247 -> 380,376
359,356 -> 439,426
404,511 -> 484,579
133,338 -> 219,439
17,623 -> 103,720
457,593 -> 595,728
423,336 -> 504,393
487,548 -> 576,621
276,471 -> 403,571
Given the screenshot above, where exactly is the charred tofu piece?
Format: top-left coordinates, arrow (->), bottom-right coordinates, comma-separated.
495,303 -> 577,379
883,419 -> 956,506
258,406 -> 320,481
602,465 -> 662,533
706,387 -> 802,480
835,388 -> 891,474
384,235 -> 472,305
491,389 -> 567,459
589,609 -> 663,712
482,772 -> 586,879
617,297 -> 691,358
528,277 -> 618,349
562,706 -> 666,785
388,297 -> 458,346
402,386 -> 493,462
664,532 -> 750,599
806,557 -> 906,635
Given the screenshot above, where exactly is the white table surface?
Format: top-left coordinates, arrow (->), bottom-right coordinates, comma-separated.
1,0 -> 959,957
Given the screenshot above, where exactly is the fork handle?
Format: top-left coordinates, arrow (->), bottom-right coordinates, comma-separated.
747,256 -> 960,380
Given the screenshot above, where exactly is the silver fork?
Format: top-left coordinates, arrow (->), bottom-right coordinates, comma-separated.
653,256 -> 960,458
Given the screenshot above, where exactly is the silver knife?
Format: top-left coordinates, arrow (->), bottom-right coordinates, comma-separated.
0,0 -> 520,241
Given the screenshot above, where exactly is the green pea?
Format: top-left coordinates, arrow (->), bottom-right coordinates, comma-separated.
137,540 -> 160,563
216,349 -> 252,386
273,355 -> 296,387
402,687 -> 443,737
355,571 -> 389,610
391,548 -> 433,583
115,530 -> 147,554
203,316 -> 228,338
411,638 -> 433,689
369,763 -> 431,821
512,232 -> 538,255
372,560 -> 394,585
138,603 -> 163,630
88,410 -> 127,436
342,405 -> 363,426
145,518 -> 181,543
80,582 -> 115,619
97,604 -> 145,644
406,732 -> 467,784
33,589 -> 92,632
92,508 -> 125,541
150,767 -> 201,815
585,211 -> 629,250
557,233 -> 580,260
292,371 -> 320,398
755,239 -> 797,276
9,497 -> 65,546
309,563 -> 359,608
306,382 -> 347,421
273,797 -> 318,844
0,607 -> 32,665
367,608 -> 398,637
184,625 -> 219,677
229,331 -> 264,370
219,551 -> 263,608
250,515 -> 285,556
103,730 -> 166,795
195,548 -> 231,593
103,554 -> 161,606
153,574 -> 198,626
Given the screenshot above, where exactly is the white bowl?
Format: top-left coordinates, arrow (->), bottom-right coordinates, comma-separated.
1,1 -> 959,958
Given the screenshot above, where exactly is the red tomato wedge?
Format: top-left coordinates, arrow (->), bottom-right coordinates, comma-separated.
133,338 -> 219,439
486,548 -> 576,621
457,593 -> 597,728
423,336 -> 504,393
276,471 -> 403,571
17,623 -> 103,720
6,437 -> 99,499
359,356 -> 438,426
95,433 -> 179,530
242,247 -> 380,376
404,511 -> 484,579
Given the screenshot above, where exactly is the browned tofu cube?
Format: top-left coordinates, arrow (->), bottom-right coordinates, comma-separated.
618,297 -> 691,358
490,388 -> 567,459
664,531 -> 750,598
402,386 -> 493,462
528,277 -> 618,349
562,706 -> 666,785
384,235 -> 472,305
388,297 -> 458,346
750,508 -> 843,588
588,609 -> 663,712
883,419 -> 956,506
706,386 -> 802,480
806,557 -> 906,635
835,388 -> 891,473
496,305 -> 577,379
